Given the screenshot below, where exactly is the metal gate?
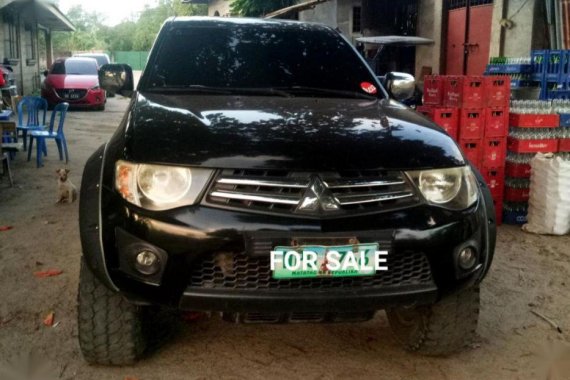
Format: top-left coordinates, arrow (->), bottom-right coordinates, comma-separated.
445,0 -> 494,75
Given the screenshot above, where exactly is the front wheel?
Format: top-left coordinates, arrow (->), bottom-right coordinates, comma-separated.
77,258 -> 147,365
386,286 -> 480,356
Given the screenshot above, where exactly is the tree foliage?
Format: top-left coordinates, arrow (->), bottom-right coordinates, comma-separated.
230,0 -> 297,17
53,0 -> 207,55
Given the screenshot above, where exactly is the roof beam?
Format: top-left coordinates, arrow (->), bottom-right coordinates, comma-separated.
264,0 -> 330,19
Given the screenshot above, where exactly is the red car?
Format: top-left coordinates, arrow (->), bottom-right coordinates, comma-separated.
41,57 -> 106,111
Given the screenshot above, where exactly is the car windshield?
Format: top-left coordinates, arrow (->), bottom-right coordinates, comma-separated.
78,55 -> 109,67
145,23 -> 381,98
51,60 -> 98,75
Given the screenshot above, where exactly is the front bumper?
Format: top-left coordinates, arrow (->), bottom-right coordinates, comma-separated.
80,146 -> 496,314
42,88 -> 105,108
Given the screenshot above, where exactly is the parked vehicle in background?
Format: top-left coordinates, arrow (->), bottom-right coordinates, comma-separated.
73,53 -> 115,98
73,53 -> 111,67
79,17 -> 496,365
41,57 -> 106,111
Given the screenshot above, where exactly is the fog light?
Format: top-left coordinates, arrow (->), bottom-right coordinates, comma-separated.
458,247 -> 477,270
135,251 -> 160,275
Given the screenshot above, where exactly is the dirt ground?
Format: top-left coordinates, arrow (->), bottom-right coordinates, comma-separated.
1,96 -> 569,380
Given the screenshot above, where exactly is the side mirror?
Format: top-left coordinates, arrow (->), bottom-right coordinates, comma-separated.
385,72 -> 416,102
43,70 -> 49,77
99,63 -> 134,98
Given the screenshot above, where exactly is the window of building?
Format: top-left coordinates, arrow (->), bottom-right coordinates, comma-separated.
3,15 -> 19,59
352,6 -> 362,33
25,24 -> 36,60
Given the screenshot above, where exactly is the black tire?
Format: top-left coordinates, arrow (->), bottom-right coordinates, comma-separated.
386,286 -> 480,356
98,104 -> 106,111
77,258 -> 147,365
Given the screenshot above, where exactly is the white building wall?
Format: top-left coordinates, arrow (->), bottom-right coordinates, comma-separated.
208,0 -> 232,17
298,0 -> 338,27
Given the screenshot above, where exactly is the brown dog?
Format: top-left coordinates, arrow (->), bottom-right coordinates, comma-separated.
56,168 -> 77,204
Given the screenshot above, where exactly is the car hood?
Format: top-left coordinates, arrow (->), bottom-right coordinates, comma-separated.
124,92 -> 464,171
47,74 -> 98,89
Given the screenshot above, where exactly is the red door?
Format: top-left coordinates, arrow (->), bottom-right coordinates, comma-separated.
445,1 -> 494,75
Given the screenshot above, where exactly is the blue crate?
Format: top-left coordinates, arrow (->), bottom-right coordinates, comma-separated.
486,64 -> 533,74
559,114 -> 570,127
532,50 -> 548,74
510,79 -> 536,89
503,210 -> 528,225
547,90 -> 570,100
0,110 -> 12,120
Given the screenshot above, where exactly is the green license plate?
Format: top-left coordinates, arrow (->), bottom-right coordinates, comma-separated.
272,243 -> 381,279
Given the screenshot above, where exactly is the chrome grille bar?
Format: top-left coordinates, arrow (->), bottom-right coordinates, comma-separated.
324,179 -> 406,189
210,190 -> 300,205
217,176 -> 309,188
335,192 -> 414,206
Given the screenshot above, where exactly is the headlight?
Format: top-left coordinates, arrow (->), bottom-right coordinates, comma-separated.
90,85 -> 100,90
406,166 -> 478,210
115,161 -> 213,210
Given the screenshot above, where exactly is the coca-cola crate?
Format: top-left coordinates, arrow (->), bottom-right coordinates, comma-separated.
459,108 -> 485,139
485,107 -> 508,137
423,75 -> 444,105
483,137 -> 507,167
505,162 -> 531,178
416,105 -> 434,118
433,107 -> 459,139
482,166 -> 505,198
443,76 -> 464,107
559,139 -> 570,152
462,76 -> 486,108
507,138 -> 559,153
485,76 -> 511,107
504,186 -> 530,202
494,198 -> 503,225
459,139 -> 482,167
509,114 -> 560,128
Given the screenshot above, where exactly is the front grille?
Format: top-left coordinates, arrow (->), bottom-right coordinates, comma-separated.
189,251 -> 433,290
56,88 -> 87,100
205,169 -> 419,216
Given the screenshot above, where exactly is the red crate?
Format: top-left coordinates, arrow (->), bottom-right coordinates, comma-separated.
507,138 -> 559,153
482,166 -> 505,199
443,76 -> 464,107
485,107 -> 508,137
504,186 -> 530,203
462,76 -> 486,108
493,198 -> 504,225
459,108 -> 485,139
459,139 -> 482,167
509,114 -> 560,128
483,137 -> 507,167
433,107 -> 459,139
416,105 -> 434,118
505,162 -> 532,178
485,76 -> 510,107
559,139 -> 570,152
423,75 -> 444,105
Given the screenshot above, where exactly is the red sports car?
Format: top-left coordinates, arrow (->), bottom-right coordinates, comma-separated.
41,57 -> 106,111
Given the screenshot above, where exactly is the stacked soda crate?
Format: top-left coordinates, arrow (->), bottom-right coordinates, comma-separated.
504,100 -> 570,224
419,75 -> 510,224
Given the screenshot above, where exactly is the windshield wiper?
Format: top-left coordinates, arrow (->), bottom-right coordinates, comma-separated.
274,86 -> 378,100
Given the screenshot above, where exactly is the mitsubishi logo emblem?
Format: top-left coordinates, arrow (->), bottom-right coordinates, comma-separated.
296,175 -> 340,214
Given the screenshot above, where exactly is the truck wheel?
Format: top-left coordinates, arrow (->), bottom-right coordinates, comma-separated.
386,286 -> 480,356
77,258 -> 147,365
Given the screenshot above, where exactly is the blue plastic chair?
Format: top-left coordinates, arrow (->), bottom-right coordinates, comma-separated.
17,96 -> 48,151
27,103 -> 69,168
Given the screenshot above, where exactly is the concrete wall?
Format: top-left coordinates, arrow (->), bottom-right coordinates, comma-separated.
415,0 -> 444,78
0,9 -> 44,96
208,0 -> 232,17
299,0 -> 338,27
336,0 -> 362,43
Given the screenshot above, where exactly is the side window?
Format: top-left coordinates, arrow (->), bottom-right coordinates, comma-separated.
3,15 -> 19,59
352,7 -> 362,33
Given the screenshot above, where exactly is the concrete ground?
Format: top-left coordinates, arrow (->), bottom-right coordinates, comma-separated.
0,96 -> 569,380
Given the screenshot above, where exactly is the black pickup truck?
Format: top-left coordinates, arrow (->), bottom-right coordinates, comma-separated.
78,17 -> 496,365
